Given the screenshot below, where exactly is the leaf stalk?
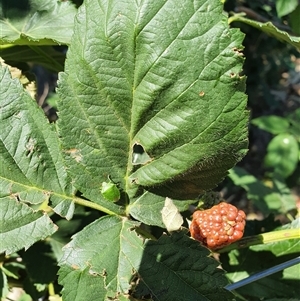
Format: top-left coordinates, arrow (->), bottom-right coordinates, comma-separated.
73,196 -> 124,216
217,228 -> 300,253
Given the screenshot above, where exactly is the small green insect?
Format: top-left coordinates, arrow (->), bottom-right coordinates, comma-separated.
101,177 -> 120,202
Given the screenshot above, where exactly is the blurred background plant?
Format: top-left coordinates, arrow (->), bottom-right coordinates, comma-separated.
220,0 -> 300,220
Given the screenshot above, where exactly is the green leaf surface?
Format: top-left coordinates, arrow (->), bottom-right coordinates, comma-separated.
59,218 -> 233,301
2,261 -> 25,280
0,45 -> 66,72
288,108 -> 300,139
134,232 -> 233,301
58,216 -> 144,300
290,5 -> 300,35
228,167 -> 283,214
264,134 -> 299,178
0,0 -> 76,45
271,175 -> 297,212
20,241 -> 59,285
0,198 -> 57,254
57,0 -> 248,203
0,268 -> 9,299
251,116 -> 290,134
276,0 -> 299,17
129,191 -> 194,227
0,63 -> 74,213
58,266 -> 107,301
0,63 -> 75,252
229,14 -> 300,49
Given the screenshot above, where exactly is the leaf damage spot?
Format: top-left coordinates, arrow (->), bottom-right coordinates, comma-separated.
129,177 -> 138,185
25,137 -> 37,157
199,91 -> 205,97
232,47 -> 244,56
71,264 -> 79,270
89,269 -> 100,276
13,112 -> 22,119
132,143 -> 152,165
65,148 -> 82,163
11,193 -> 21,202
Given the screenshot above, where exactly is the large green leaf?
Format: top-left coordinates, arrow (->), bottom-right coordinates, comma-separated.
57,0 -> 248,205
0,0 -> 77,46
58,216 -> 144,300
135,232 -> 233,301
58,217 -> 233,301
0,198 -> 57,254
0,63 -> 74,253
58,266 -> 107,301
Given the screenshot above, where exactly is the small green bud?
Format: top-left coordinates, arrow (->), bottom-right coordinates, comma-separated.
101,181 -> 120,202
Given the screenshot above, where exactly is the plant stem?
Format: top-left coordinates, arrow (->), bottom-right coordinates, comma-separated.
228,7 -> 293,32
217,228 -> 300,253
73,196 -> 125,216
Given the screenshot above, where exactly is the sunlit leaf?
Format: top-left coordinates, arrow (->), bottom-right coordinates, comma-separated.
58,216 -> 144,300
57,0 -> 248,204
59,219 -> 234,301
0,62 -> 74,253
0,198 -> 57,254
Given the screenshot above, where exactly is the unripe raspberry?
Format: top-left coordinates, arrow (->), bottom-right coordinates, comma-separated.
190,202 -> 246,250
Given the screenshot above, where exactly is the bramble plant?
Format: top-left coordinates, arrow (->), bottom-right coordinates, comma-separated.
1,0 -> 300,300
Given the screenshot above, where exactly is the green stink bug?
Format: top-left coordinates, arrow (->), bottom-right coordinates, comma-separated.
101,178 -> 120,202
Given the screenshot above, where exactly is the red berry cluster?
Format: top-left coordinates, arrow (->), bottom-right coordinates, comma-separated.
190,202 -> 246,250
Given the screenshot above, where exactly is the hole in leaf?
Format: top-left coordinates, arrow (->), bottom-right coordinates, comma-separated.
132,143 -> 152,165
